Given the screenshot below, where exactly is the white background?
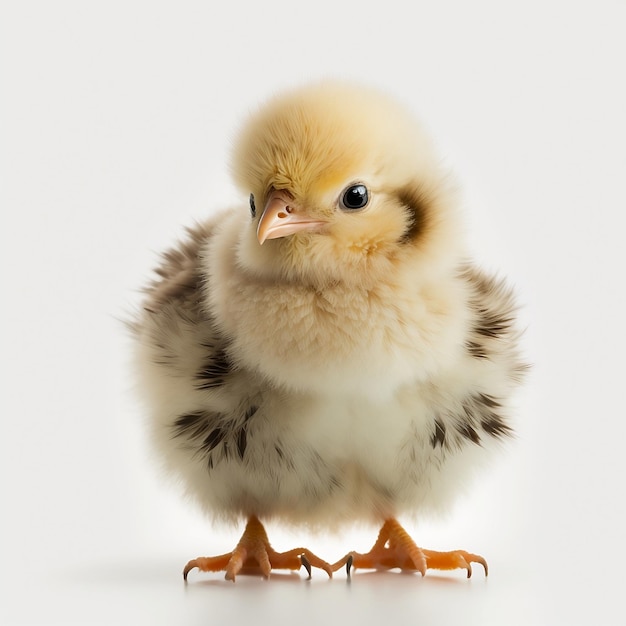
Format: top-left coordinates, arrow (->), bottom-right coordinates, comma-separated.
2,1 -> 625,624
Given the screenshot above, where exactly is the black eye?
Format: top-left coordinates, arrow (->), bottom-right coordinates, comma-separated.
249,193 -> 256,217
340,184 -> 369,211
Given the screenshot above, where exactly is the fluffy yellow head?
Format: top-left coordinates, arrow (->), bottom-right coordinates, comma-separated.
230,81 -> 461,287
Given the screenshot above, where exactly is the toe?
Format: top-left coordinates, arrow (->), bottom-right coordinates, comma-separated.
422,549 -> 488,577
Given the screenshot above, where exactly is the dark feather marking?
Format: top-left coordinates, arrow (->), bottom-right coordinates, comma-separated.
476,393 -> 501,409
196,347 -> 232,389
172,411 -> 213,440
475,393 -> 512,438
234,406 -> 258,460
466,340 -> 488,359
430,393 -> 512,451
236,427 -> 247,459
201,427 -> 226,453
272,442 -> 296,470
396,185 -> 430,244
480,413 -> 513,438
474,309 -> 514,339
143,221 -> 214,311
456,421 -> 481,445
430,418 -> 447,448
172,404 -> 260,466
461,266 -> 517,343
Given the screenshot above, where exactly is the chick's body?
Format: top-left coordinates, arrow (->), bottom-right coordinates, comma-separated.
133,82 -> 525,580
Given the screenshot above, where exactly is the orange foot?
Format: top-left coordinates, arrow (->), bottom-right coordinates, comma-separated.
332,519 -> 488,578
183,516 -> 333,582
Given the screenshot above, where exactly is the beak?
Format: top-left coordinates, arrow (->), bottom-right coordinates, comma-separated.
257,190 -> 327,245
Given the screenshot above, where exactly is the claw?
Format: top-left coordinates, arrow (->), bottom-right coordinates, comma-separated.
478,556 -> 488,576
346,554 -> 353,578
300,554 -> 312,579
183,560 -> 196,582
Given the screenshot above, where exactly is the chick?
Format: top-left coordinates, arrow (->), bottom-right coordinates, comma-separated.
132,81 -> 525,582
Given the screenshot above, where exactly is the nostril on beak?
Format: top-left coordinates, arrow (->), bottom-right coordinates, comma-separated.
277,206 -> 292,219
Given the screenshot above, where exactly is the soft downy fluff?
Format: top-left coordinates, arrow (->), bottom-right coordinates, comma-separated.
132,81 -> 526,580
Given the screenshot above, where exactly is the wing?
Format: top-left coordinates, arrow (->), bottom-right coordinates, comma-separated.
132,218 -> 261,487
133,219 -> 228,388
425,264 -> 526,453
461,264 -> 526,378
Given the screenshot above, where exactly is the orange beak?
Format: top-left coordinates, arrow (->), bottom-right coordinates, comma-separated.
256,190 -> 327,245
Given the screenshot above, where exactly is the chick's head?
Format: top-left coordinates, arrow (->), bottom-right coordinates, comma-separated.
231,82 -> 462,287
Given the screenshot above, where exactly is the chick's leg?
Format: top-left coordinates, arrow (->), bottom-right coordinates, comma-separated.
183,516 -> 333,582
332,519 -> 488,578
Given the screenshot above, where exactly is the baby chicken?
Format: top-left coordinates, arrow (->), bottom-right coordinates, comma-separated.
132,81 -> 525,582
